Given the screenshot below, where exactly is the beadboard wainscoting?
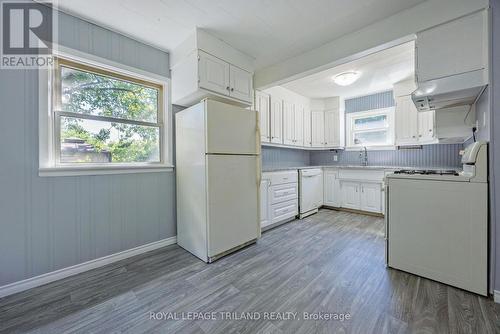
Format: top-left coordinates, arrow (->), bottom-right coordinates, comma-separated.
310,144 -> 463,168
345,90 -> 395,114
0,6 -> 176,290
262,144 -> 464,170
262,146 -> 311,170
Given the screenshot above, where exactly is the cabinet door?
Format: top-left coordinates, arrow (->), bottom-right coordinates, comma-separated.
324,171 -> 340,207
255,91 -> 270,143
283,101 -> 295,146
270,98 -> 283,144
418,110 -> 435,143
416,11 -> 486,82
341,181 -> 360,210
395,95 -> 419,145
229,65 -> 253,103
360,183 -> 382,213
324,109 -> 339,147
198,51 -> 230,96
311,110 -> 325,147
303,108 -> 312,147
260,179 -> 271,228
294,104 -> 304,146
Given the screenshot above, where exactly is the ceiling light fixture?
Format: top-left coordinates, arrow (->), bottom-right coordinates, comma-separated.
333,71 -> 361,86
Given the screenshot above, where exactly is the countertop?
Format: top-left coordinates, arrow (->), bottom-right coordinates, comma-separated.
261,165 -> 461,172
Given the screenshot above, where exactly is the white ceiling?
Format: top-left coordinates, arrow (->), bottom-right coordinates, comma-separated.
282,41 -> 415,99
56,0 -> 426,70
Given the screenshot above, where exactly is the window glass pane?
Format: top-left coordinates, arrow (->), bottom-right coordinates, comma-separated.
60,66 -> 159,123
354,114 -> 387,130
60,116 -> 160,163
354,130 -> 388,146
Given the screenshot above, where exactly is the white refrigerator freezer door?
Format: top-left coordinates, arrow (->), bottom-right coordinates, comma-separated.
205,99 -> 258,155
206,154 -> 259,257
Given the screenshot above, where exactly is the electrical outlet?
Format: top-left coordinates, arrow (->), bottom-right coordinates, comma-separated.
333,155 -> 338,162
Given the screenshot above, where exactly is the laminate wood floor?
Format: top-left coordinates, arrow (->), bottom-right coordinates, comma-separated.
1,209 -> 499,334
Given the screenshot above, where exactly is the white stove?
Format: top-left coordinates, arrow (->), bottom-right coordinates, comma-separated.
385,142 -> 488,296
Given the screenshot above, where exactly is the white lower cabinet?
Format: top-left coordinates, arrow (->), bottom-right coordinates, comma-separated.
360,183 -> 383,213
261,171 -> 298,229
271,199 -> 298,224
260,178 -> 271,228
341,181 -> 361,210
340,181 -> 383,213
323,170 -> 340,207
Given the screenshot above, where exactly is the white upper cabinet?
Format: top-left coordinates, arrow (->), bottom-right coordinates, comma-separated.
171,29 -> 254,107
230,65 -> 253,102
395,95 -> 419,145
270,98 -> 283,144
303,108 -> 312,147
259,89 -> 342,150
283,101 -> 295,146
395,92 -> 436,146
324,109 -> 340,147
294,104 -> 304,146
418,110 -> 436,143
255,91 -> 270,143
416,11 -> 487,83
311,110 -> 325,147
198,51 -> 230,96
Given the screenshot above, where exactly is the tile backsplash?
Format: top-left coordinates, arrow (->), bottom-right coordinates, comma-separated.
262,144 -> 464,169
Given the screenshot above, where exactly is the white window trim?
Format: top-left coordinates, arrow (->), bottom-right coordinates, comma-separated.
345,107 -> 395,150
39,45 -> 173,177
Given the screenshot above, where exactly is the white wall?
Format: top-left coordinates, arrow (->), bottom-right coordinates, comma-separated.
263,86 -> 311,107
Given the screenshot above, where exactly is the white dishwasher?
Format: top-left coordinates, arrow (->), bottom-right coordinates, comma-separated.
299,169 -> 323,219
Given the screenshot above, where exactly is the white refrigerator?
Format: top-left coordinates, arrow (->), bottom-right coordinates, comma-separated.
176,99 -> 261,263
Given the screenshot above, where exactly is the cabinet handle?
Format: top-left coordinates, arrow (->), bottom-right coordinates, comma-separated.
419,134 -> 422,137
231,88 -> 234,92
429,129 -> 432,132
412,135 -> 416,138
226,86 -> 230,91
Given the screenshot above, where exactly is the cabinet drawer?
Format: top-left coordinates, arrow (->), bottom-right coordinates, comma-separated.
271,199 -> 298,224
271,183 -> 298,204
270,171 -> 298,185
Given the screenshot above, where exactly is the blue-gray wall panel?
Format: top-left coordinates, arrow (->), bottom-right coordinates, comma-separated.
310,144 -> 463,168
0,6 -> 174,286
262,147 -> 311,169
345,91 -> 395,113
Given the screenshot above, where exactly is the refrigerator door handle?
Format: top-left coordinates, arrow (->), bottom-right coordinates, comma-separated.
256,156 -> 262,186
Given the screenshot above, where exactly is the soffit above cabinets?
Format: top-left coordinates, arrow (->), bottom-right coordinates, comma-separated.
55,0 -> 426,70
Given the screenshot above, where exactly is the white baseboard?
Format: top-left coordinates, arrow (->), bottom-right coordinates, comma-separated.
494,290 -> 500,303
0,236 -> 177,299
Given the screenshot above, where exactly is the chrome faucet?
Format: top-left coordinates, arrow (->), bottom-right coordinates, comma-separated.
359,146 -> 368,166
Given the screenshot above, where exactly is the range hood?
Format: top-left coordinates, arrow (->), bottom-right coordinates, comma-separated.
412,69 -> 488,111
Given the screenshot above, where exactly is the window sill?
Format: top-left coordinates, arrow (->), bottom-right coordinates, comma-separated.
39,164 -> 174,177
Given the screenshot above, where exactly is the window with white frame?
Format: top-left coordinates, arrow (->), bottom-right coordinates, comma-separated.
346,108 -> 395,148
41,54 -> 171,173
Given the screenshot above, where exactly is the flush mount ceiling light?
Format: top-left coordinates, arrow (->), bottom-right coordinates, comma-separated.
333,71 -> 361,86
